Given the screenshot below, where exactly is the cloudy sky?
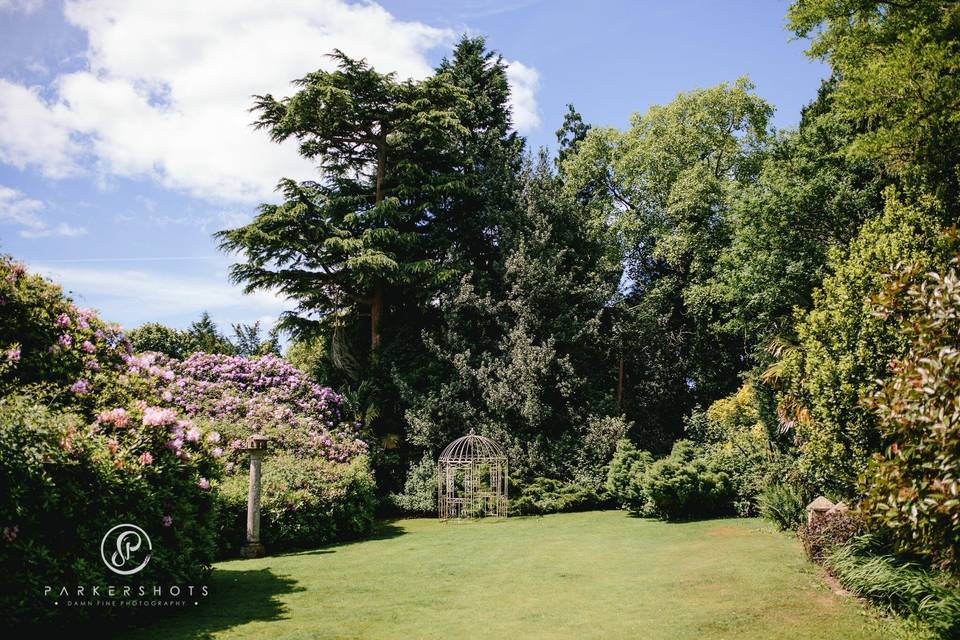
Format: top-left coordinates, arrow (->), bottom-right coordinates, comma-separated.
0,0 -> 826,335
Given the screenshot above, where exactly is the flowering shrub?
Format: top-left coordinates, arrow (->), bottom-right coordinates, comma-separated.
0,256 -> 375,593
112,349 -> 375,552
0,394 -> 222,626
216,452 -> 377,553
124,352 -> 366,465
0,255 -> 131,416
0,258 -> 225,624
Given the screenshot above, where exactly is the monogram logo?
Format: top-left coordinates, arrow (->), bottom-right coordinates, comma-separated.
100,524 -> 152,575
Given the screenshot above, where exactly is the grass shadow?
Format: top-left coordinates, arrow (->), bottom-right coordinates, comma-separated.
117,567 -> 303,640
279,520 -> 408,557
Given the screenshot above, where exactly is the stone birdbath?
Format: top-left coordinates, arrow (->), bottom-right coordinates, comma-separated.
240,434 -> 269,558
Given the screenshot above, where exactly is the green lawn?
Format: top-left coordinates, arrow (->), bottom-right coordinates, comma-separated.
124,512 -> 903,639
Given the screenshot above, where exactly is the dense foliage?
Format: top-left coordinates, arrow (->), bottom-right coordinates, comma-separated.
860,257 -> 960,571
217,453 -> 376,553
0,258 -> 223,625
776,191 -> 954,496
798,510 -> 863,564
6,3 -> 960,630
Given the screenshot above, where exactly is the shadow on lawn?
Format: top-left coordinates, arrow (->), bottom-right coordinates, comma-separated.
280,519 -> 408,557
117,567 -> 303,640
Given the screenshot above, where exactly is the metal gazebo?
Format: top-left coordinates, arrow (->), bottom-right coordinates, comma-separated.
437,431 -> 508,519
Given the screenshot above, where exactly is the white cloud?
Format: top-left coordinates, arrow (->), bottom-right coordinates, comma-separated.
0,0 -> 455,203
0,185 -> 87,237
0,0 -> 43,13
0,80 -> 82,177
0,1 -> 541,203
30,260 -> 287,327
20,222 -> 88,238
506,60 -> 541,131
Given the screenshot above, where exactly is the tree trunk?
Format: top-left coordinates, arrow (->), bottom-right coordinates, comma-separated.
370,140 -> 386,355
617,354 -> 625,411
370,281 -> 383,352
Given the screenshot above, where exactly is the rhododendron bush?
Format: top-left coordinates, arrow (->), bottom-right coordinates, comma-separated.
129,351 -> 366,464
0,256 -> 222,625
0,257 -> 375,624
123,351 -> 377,553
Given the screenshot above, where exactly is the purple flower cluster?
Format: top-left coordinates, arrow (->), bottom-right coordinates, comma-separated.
128,352 -> 366,465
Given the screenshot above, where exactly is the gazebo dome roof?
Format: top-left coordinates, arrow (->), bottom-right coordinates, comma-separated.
439,431 -> 506,464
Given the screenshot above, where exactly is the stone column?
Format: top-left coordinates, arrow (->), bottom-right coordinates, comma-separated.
240,434 -> 268,558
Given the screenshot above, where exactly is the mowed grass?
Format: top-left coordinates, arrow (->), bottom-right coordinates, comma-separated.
124,512 -> 903,640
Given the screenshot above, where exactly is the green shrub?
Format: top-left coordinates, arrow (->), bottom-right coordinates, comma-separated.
758,482 -> 806,531
861,257 -> 960,571
0,395 -> 221,626
780,191 -> 955,497
216,453 -> 376,553
642,440 -> 733,520
510,477 -> 607,516
605,439 -> 653,513
389,454 -> 437,515
798,510 -> 863,563
687,384 -> 788,516
127,322 -> 194,359
826,537 -> 960,639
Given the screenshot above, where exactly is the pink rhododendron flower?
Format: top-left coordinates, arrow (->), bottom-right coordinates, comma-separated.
138,451 -> 153,465
5,346 -> 19,363
56,313 -> 70,327
2,525 -> 18,542
211,447 -> 223,458
206,431 -> 221,443
166,438 -> 184,452
69,379 -> 91,394
196,477 -> 210,490
162,391 -> 173,402
162,515 -> 173,528
107,438 -> 119,454
98,408 -> 129,428
58,334 -> 72,348
81,340 -> 95,353
186,427 -> 201,443
143,406 -> 177,426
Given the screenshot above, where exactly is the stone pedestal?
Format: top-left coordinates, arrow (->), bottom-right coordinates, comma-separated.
240,435 -> 269,558
240,541 -> 265,559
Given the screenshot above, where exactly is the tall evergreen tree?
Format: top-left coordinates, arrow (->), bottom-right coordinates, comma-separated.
217,51 -> 466,357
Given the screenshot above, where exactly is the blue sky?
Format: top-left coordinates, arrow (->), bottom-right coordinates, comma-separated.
0,0 -> 826,336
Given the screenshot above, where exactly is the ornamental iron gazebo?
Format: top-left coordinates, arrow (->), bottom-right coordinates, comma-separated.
437,431 -> 508,520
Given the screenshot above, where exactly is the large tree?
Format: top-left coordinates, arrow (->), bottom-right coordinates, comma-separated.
217,51 -> 465,357
561,78 -> 772,449
788,0 -> 960,211
402,157 -> 625,484
705,79 -> 888,353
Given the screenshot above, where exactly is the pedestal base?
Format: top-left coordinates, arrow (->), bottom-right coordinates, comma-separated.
240,542 -> 265,558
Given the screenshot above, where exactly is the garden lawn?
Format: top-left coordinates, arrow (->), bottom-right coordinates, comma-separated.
123,511 -> 903,639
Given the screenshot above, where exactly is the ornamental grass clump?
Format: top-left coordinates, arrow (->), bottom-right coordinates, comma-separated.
826,537 -> 960,639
